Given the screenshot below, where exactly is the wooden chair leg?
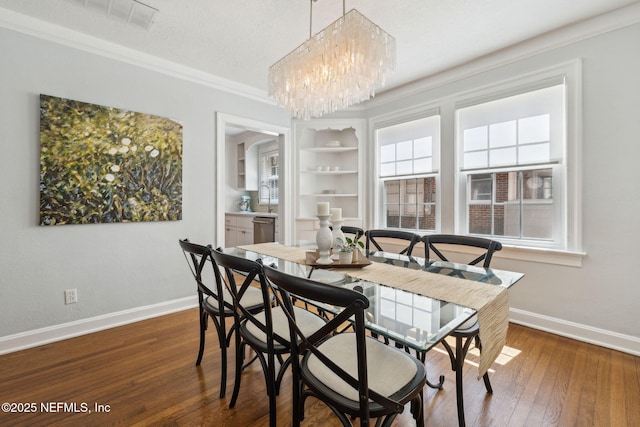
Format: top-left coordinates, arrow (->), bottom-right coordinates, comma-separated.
229,333 -> 244,408
218,331 -> 227,398
267,353 -> 277,427
454,335 -> 466,427
196,310 -> 207,366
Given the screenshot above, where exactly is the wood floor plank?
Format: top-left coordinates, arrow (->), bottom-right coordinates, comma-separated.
1,308 -> 638,426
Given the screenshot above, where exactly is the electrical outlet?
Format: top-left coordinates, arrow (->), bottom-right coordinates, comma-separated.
64,289 -> 78,305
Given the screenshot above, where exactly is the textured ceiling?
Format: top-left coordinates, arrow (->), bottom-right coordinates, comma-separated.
0,0 -> 637,96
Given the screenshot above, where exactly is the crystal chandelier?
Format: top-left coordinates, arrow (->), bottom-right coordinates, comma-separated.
268,1 -> 396,120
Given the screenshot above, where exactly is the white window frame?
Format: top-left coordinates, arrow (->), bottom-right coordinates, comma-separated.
369,61 -> 583,264
454,61 -> 582,252
371,107 -> 442,233
258,142 -> 279,205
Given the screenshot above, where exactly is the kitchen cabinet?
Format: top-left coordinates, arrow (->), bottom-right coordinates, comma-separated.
225,214 -> 254,247
293,119 -> 365,240
236,142 -> 245,189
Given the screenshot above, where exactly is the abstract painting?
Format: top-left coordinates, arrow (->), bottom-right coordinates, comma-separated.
39,94 -> 183,225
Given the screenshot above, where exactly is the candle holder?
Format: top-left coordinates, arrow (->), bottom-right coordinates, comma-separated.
315,214 -> 333,265
330,219 -> 345,260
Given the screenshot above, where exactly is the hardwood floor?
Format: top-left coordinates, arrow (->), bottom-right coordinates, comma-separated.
1,308 -> 638,426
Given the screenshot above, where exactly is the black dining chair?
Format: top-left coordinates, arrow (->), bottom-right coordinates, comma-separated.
421,234 -> 503,427
211,248 -> 326,427
341,225 -> 365,241
178,238 -> 264,398
365,229 -> 420,256
263,264 -> 426,427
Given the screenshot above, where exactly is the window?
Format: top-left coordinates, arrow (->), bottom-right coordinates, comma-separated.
467,169 -> 553,238
457,83 -> 565,246
258,144 -> 279,204
372,62 -> 580,255
377,115 -> 440,232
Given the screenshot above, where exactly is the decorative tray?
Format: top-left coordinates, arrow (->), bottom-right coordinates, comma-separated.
305,250 -> 372,268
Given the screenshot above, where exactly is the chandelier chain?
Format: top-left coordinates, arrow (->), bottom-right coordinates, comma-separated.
270,1 -> 395,119
310,0 -> 347,38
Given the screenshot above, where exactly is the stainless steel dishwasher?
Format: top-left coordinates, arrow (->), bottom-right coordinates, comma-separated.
252,216 -> 276,243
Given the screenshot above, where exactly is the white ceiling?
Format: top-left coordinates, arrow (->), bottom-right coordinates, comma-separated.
0,0 -> 637,97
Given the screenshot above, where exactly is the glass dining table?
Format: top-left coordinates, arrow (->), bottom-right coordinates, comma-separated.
220,244 -> 524,354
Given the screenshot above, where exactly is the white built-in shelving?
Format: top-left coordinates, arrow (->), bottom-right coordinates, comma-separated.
293,119 -> 365,241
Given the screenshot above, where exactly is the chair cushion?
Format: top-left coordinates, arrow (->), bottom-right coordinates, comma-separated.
245,306 -> 326,343
205,285 -> 263,312
306,333 -> 418,401
456,314 -> 478,331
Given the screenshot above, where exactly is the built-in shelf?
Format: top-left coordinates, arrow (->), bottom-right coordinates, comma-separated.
237,142 -> 245,189
294,119 -> 365,241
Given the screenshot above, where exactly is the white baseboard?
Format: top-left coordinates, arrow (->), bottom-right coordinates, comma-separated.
509,307 -> 640,357
0,296 -> 198,355
2,300 -> 637,358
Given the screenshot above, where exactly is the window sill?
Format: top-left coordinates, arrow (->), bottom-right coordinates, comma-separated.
496,244 -> 586,267
423,241 -> 586,267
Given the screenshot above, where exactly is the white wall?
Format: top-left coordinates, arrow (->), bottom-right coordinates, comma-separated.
1,10 -> 639,356
0,26 -> 289,345
365,21 -> 640,352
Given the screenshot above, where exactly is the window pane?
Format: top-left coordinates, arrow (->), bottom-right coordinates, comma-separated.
380,162 -> 395,177
489,120 -> 516,148
468,205 -> 492,234
469,174 -> 492,201
396,140 -> 413,161
384,181 -> 400,227
523,169 -> 553,200
420,177 -> 436,204
397,160 -> 413,175
519,143 -> 550,164
519,114 -> 550,144
495,172 -> 518,203
259,150 -> 279,202
500,204 -> 521,237
414,137 -> 432,157
399,208 -> 417,229
380,144 -> 396,162
464,151 -> 487,169
522,203 -> 553,239
489,147 -> 517,166
413,157 -> 431,174
464,126 -> 487,151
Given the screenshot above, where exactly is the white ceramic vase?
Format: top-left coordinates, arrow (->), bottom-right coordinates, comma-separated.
315,214 -> 333,265
338,250 -> 354,264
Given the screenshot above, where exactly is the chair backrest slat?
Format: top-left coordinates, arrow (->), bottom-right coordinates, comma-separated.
179,238 -> 232,312
365,229 -> 420,256
422,234 -> 502,268
211,248 -> 290,349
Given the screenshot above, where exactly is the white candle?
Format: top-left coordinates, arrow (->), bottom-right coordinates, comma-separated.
330,208 -> 342,222
317,202 -> 330,216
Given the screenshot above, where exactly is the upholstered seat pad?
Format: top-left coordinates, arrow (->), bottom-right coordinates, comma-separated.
456,313 -> 478,331
306,333 -> 419,401
205,285 -> 263,312
246,306 -> 326,343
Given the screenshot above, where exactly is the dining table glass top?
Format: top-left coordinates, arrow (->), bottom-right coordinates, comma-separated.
221,245 -> 523,353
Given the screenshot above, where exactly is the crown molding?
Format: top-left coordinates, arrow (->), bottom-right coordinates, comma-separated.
366,2 -> 640,109
2,3 -> 640,115
0,7 -> 275,106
